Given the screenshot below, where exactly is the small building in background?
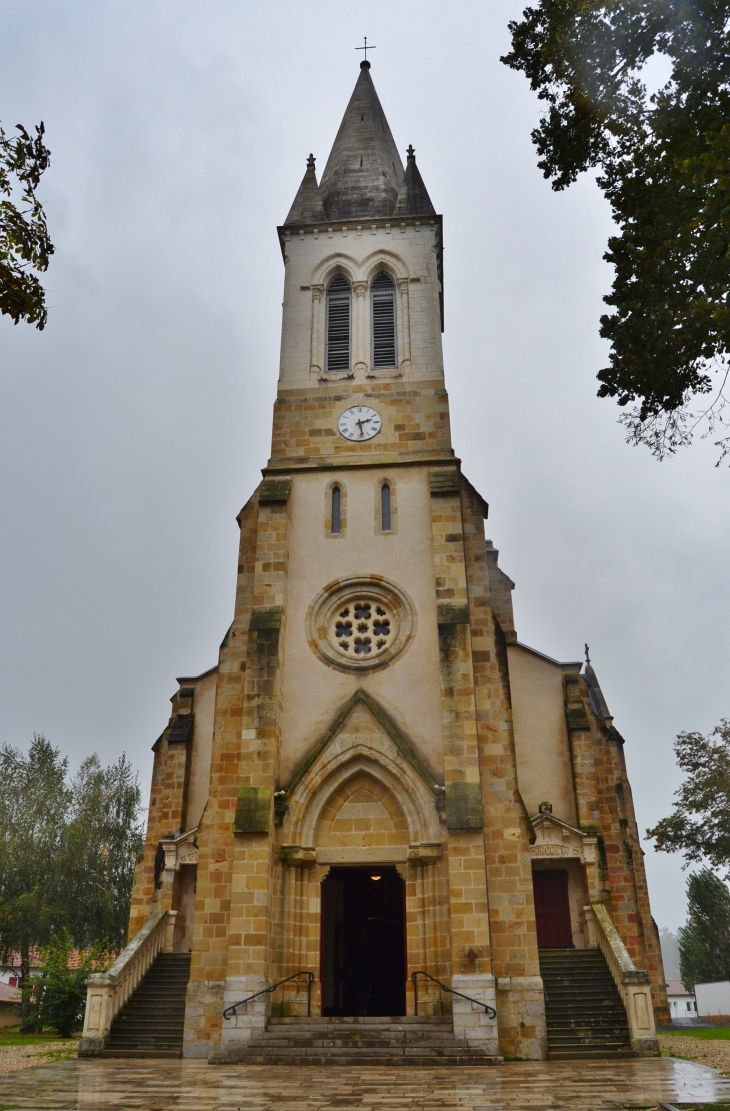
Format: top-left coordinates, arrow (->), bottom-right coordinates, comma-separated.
666,979 -> 697,1019
695,980 -> 730,1018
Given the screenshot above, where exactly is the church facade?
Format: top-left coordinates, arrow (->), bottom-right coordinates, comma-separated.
120,62 -> 667,1063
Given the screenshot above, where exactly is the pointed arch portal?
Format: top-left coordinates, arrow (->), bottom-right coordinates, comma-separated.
277,690 -> 447,1016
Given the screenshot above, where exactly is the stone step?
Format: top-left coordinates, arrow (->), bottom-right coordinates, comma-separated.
105,1031 -> 185,1039
114,1008 -> 186,1017
545,1006 -> 629,1016
268,1015 -> 450,1025
110,1026 -> 185,1037
99,1048 -> 183,1059
247,1046 -> 497,1057
221,1053 -> 503,1066
106,950 -> 191,1055
539,948 -> 634,1061
249,1038 -> 470,1049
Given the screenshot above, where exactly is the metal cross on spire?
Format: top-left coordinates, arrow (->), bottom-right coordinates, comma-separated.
355,36 -> 376,62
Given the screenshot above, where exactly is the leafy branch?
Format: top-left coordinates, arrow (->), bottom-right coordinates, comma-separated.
502,0 -> 730,463
0,121 -> 53,329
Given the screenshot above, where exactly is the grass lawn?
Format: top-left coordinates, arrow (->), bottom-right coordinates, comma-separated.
0,1032 -> 76,1047
660,1026 -> 730,1040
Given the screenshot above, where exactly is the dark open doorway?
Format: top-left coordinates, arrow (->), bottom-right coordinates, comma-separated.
320,866 -> 406,1016
533,868 -> 574,948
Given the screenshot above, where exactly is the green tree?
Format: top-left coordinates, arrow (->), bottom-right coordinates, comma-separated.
0,735 -> 70,1019
59,754 -> 144,949
502,0 -> 730,463
678,869 -> 730,989
0,737 -> 144,1023
1,120 -> 53,329
24,930 -> 113,1038
646,719 -> 730,870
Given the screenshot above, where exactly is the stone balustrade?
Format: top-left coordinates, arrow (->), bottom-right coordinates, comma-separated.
584,902 -> 659,1056
79,908 -> 168,1055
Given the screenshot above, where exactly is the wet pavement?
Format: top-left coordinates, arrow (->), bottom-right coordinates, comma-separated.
3,1055 -> 730,1110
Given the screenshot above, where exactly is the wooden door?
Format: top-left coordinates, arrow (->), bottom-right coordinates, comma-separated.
533,869 -> 573,948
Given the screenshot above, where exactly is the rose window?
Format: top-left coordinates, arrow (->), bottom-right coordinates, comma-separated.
334,600 -> 394,659
307,576 -> 416,673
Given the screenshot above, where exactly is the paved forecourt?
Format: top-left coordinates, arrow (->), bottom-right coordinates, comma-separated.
3,1056 -> 730,1110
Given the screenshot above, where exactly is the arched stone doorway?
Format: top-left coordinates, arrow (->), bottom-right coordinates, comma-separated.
275,694 -> 449,1015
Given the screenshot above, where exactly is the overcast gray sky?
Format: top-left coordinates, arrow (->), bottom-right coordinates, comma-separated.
1,1 -> 728,933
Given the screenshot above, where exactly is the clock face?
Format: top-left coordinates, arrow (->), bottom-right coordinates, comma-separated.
338,405 -> 382,442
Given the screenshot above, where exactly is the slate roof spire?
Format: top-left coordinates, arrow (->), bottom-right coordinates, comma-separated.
283,63 -> 438,225
284,153 -> 326,226
318,61 -> 405,221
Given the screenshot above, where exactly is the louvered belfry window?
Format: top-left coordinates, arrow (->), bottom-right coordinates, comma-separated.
371,271 -> 397,369
326,274 -> 352,373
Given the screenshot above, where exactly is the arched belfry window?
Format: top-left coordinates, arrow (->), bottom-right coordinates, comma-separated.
326,274 -> 351,373
371,271 -> 397,369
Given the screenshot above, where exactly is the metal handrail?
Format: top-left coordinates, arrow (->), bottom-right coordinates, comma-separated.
411,970 -> 497,1019
223,971 -> 314,1020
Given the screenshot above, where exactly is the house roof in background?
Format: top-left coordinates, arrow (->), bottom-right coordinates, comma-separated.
2,947 -> 89,971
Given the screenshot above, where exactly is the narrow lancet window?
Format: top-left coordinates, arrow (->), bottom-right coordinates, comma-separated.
331,485 -> 341,534
381,483 -> 391,531
371,271 -> 397,368
326,274 -> 351,372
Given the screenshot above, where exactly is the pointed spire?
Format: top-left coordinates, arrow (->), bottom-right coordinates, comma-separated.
393,145 -> 436,218
583,647 -> 613,723
318,62 -> 404,221
284,153 -> 326,226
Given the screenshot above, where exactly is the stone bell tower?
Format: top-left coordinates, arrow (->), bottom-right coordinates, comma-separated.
114,59 -> 665,1067
189,57 -> 546,1061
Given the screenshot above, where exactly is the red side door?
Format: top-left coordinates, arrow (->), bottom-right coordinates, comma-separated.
533,869 -> 573,948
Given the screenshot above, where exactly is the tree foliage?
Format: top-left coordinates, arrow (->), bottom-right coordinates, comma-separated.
502,0 -> 730,463
0,735 -> 71,1005
0,120 -> 53,329
24,930 -> 113,1038
61,754 -> 145,948
0,736 -> 144,1016
678,869 -> 730,988
646,719 -> 730,870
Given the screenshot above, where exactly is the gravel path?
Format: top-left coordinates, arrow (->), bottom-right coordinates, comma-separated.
659,1032 -> 730,1075
0,1041 -> 76,1076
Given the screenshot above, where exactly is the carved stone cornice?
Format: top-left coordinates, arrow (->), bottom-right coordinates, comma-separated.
160,826 -> 199,872
530,812 -> 597,865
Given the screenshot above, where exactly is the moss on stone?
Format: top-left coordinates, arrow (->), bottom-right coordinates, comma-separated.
233,787 -> 273,833
445,782 -> 484,830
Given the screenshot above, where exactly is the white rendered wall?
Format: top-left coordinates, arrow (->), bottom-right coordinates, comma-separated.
695,981 -> 730,1016
508,644 -> 579,826
279,465 -> 444,783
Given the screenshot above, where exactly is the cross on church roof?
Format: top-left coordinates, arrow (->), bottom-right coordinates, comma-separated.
355,37 -> 376,63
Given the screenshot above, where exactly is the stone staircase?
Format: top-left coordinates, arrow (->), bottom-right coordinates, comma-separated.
539,948 -> 635,1059
101,952 -> 191,1058
213,1015 -> 503,1065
